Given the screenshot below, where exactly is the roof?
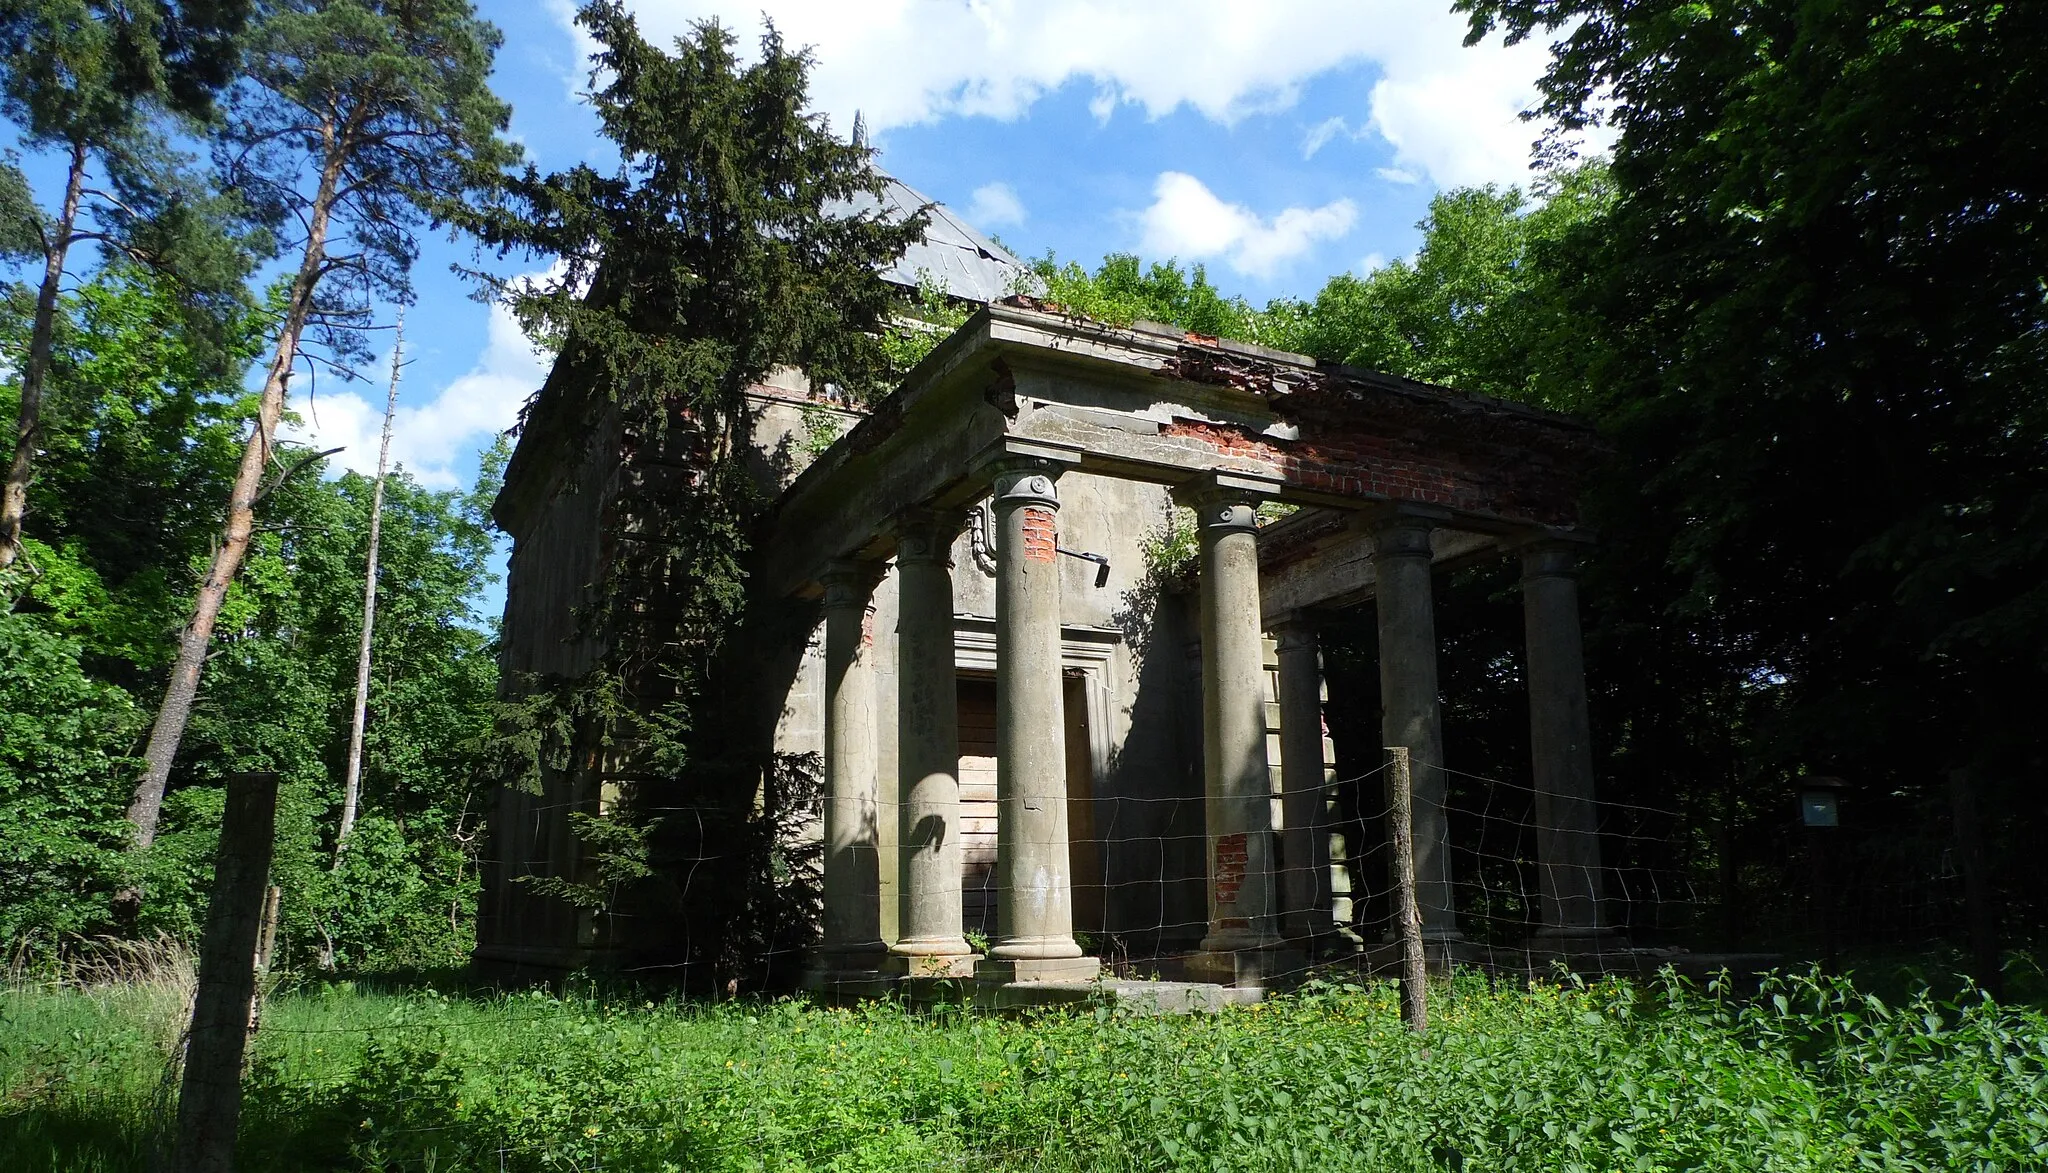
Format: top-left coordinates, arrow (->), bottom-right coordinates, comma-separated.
836,175 -> 1042,303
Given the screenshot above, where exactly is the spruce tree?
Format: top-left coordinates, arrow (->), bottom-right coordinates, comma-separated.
475,1 -> 924,979
124,0 -> 517,860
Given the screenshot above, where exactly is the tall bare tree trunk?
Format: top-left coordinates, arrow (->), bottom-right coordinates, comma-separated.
125,142 -> 346,855
336,311 -> 402,853
1,138 -> 89,573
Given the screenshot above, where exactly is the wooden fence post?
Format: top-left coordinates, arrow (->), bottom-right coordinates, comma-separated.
173,770 -> 279,1173
1388,747 -> 1428,1035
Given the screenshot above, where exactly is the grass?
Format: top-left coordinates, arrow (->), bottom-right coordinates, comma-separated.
3,968 -> 2047,1171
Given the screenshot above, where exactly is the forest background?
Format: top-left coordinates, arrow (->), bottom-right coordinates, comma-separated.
0,0 -> 2043,983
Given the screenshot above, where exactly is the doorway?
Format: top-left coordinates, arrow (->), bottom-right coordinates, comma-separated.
956,673 -> 1102,941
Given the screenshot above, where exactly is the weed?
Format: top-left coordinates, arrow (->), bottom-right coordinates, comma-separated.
2,968 -> 2043,1171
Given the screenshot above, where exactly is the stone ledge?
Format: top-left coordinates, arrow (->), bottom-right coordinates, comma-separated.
973,956 -> 1104,984
883,953 -> 981,979
972,977 -> 1262,1014
1183,947 -> 1307,989
799,966 -> 898,1002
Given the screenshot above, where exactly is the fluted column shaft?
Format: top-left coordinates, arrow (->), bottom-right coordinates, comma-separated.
1369,515 -> 1459,939
893,511 -> 973,958
1194,485 -> 1282,952
1521,541 -> 1610,938
819,559 -> 886,962
988,461 -> 1082,961
1274,617 -> 1334,942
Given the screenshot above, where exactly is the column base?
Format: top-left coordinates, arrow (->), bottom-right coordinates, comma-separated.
973,955 -> 1104,985
1184,947 -> 1306,989
882,951 -> 981,979
1284,919 -> 1355,956
1523,930 -> 1634,958
1362,936 -> 1489,976
801,947 -> 896,1000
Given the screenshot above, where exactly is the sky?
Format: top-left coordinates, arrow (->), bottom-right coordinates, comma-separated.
277,0 -> 1573,503
8,1 -> 1580,612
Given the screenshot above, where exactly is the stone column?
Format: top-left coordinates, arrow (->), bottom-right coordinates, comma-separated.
1191,481 -> 1284,963
1369,513 -> 1459,939
815,558 -> 887,973
1273,614 -> 1334,944
1520,539 -> 1615,942
976,459 -> 1097,984
890,509 -> 975,973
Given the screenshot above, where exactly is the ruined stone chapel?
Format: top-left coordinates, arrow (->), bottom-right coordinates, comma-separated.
476,178 -> 1617,1002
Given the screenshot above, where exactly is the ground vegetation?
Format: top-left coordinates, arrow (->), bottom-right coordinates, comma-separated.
4,970 -> 2045,1171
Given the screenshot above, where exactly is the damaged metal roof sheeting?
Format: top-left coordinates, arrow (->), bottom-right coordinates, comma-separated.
834,174 -> 1044,304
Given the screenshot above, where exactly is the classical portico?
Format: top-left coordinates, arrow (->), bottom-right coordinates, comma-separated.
773,300 -> 1616,998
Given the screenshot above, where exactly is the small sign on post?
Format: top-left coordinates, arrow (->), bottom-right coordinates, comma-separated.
1387,746 -> 1428,1036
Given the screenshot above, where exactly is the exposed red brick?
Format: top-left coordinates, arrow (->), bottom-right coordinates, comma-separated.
1021,507 -> 1057,563
1152,340 -> 1602,526
1214,832 -> 1249,903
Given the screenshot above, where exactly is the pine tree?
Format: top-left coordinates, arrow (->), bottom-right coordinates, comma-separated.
124,0 -> 517,861
0,0 -> 254,572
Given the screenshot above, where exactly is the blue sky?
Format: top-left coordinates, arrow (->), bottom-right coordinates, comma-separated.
7,1 -> 1583,613
277,0 -> 1575,505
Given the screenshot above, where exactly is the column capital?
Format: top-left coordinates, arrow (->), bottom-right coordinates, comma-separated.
970,437 -> 1082,511
1355,504 -> 1448,559
820,558 -> 885,609
1511,531 -> 1595,583
1175,471 -> 1282,534
893,507 -> 962,568
1270,612 -> 1322,654
989,461 -> 1062,511
1366,516 -> 1435,560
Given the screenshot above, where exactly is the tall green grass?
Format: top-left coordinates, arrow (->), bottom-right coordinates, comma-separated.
4,970 -> 2045,1171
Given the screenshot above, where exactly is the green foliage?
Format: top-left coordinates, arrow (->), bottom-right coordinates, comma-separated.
0,267 -> 499,968
0,610 -> 140,943
221,0 -> 518,357
876,271 -> 971,384
1033,252 -> 1279,344
1439,0 -> 2048,946
480,3 -> 923,418
0,154 -> 37,258
1139,506 -> 1199,589
5,971 -> 2047,1170
473,3 -> 924,982
1280,165 -> 1611,402
0,2 -> 249,141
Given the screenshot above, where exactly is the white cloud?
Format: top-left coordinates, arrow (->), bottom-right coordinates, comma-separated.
597,1 -> 1573,189
284,296 -> 550,490
1301,115 -> 1349,160
1137,172 -> 1356,279
964,181 -> 1026,228
1358,252 -> 1388,273
1376,166 -> 1421,185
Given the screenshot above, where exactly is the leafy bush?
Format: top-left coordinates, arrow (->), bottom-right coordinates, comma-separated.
0,613 -> 142,944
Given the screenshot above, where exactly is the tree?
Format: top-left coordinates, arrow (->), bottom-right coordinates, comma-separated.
1282,165 -> 1610,401
0,0 -> 254,572
2,263 -> 500,963
124,0 -> 517,860
336,308 -> 400,854
1455,0 -> 2048,957
473,1 -> 925,981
